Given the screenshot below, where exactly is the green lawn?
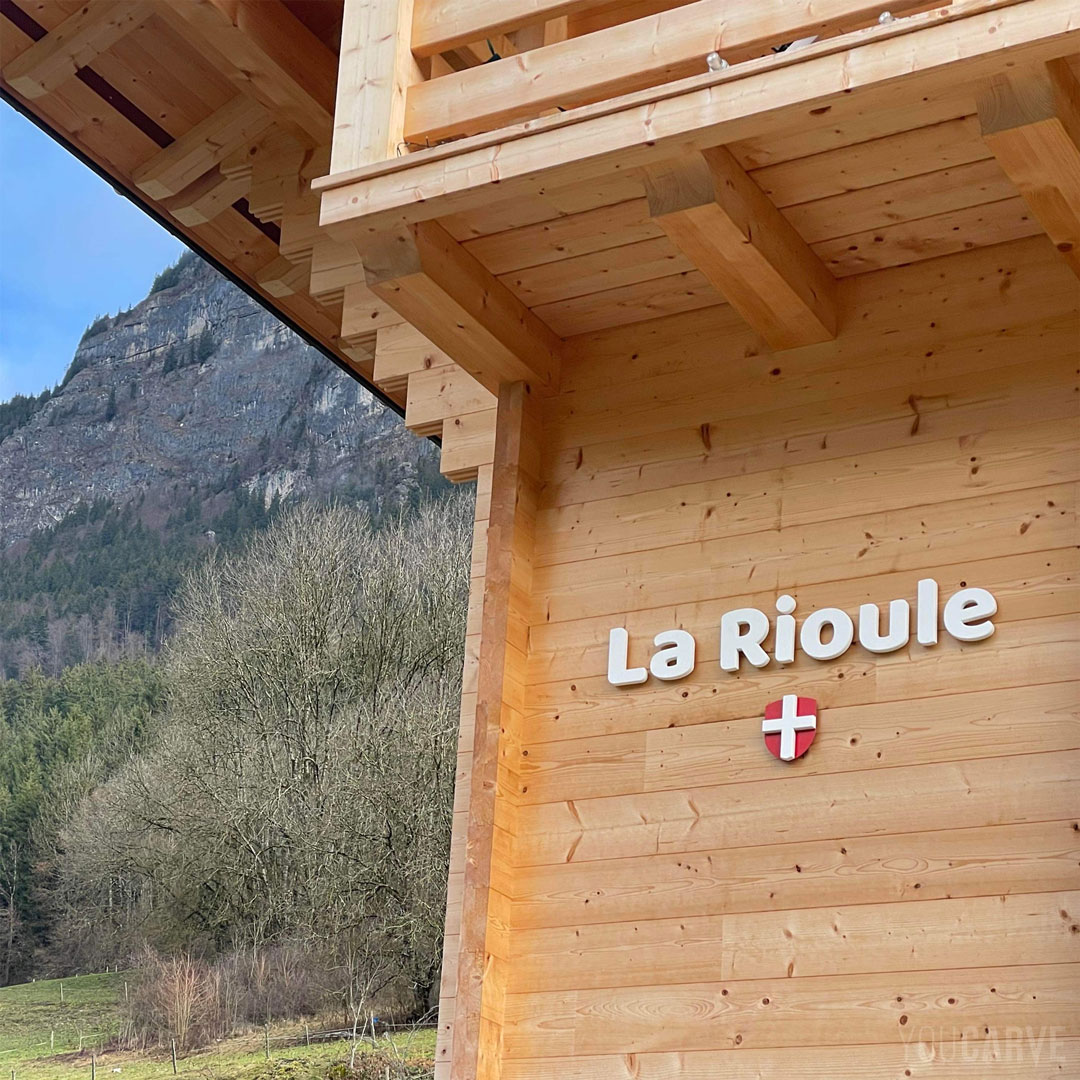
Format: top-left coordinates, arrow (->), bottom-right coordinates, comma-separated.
0,972 -> 124,1061
0,974 -> 436,1079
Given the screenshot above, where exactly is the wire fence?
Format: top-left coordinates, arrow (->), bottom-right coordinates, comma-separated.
3,969 -> 438,1073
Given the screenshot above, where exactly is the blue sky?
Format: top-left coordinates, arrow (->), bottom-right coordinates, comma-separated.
0,104 -> 185,402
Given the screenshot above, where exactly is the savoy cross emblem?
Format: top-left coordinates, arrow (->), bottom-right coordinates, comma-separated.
763,695 -> 818,761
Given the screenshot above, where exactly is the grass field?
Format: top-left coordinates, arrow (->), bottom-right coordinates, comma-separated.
0,973 -> 436,1080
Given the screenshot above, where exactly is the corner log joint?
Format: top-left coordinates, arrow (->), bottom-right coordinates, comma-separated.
643,146 -> 838,351
355,220 -> 563,397
978,58 -> 1080,280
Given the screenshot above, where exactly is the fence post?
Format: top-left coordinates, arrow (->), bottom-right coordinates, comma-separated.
90,1055 -> 95,1080
50,1031 -> 54,1052
59,982 -> 64,1003
304,1023 -> 310,1047
170,1039 -> 177,1075
263,1025 -> 270,1060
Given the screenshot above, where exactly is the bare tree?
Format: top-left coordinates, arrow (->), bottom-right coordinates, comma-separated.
51,494 -> 472,1025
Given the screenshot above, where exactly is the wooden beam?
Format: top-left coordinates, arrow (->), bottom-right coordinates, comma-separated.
157,0 -> 335,145
3,0 -> 150,99
255,254 -> 309,298
454,379 -> 540,1080
279,198 -> 321,269
317,0 -> 1080,234
162,167 -> 249,226
340,282 -> 401,348
310,235 -> 368,305
412,0 -> 610,55
360,220 -> 563,395
373,322 -> 451,396
643,147 -> 837,349
332,0 -> 425,172
406,364 -> 494,438
248,130 -> 308,223
978,58 -> 1080,279
439,407 -> 498,483
439,33 -> 518,73
132,95 -> 272,200
405,0 -> 932,142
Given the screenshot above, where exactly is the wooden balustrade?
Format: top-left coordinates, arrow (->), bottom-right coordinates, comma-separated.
330,0 -> 939,169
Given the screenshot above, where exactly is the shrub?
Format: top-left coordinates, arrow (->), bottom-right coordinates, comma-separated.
149,250 -> 198,295
61,354 -> 91,387
80,314 -> 111,341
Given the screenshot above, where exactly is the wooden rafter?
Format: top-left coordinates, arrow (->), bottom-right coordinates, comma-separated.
643,147 -> 837,349
255,253 -> 310,298
340,282 -> 401,347
357,220 -> 563,396
156,0 -> 336,145
247,130 -> 308,223
978,58 -> 1080,279
132,95 -> 272,200
3,0 -> 150,99
162,167 -> 249,226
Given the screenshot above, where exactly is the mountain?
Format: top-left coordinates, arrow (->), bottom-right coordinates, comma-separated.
0,251 -> 445,678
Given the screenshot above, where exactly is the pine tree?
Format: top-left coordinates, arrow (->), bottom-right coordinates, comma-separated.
195,327 -> 215,364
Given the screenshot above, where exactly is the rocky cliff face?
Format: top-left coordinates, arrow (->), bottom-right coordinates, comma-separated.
0,252 -> 444,676
0,253 -> 436,550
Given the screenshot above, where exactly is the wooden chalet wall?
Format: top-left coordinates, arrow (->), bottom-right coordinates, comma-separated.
427,233 -> 1080,1077
500,234 -> 1079,1075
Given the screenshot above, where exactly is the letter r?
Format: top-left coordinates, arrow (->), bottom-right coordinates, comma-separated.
720,608 -> 771,672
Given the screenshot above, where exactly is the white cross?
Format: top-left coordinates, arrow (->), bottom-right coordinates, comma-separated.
762,694 -> 817,761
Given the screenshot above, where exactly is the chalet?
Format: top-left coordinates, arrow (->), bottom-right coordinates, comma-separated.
3,1 -> 1078,1076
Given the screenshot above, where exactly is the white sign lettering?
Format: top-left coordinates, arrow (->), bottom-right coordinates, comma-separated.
607,578 -> 997,685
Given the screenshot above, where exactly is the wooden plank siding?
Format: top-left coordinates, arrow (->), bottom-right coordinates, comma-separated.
432,235 -> 1080,1073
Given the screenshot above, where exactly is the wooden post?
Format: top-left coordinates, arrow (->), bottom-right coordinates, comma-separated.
452,380 -> 542,1080
304,1023 -> 310,1047
90,1055 -> 95,1080
170,1039 -> 177,1075
263,1025 -> 270,1060
331,0 -> 424,173
59,982 -> 63,1003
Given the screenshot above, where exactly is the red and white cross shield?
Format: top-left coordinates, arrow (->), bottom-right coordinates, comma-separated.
763,695 -> 818,761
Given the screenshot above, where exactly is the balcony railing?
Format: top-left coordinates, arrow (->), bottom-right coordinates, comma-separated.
329,0 -> 942,174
